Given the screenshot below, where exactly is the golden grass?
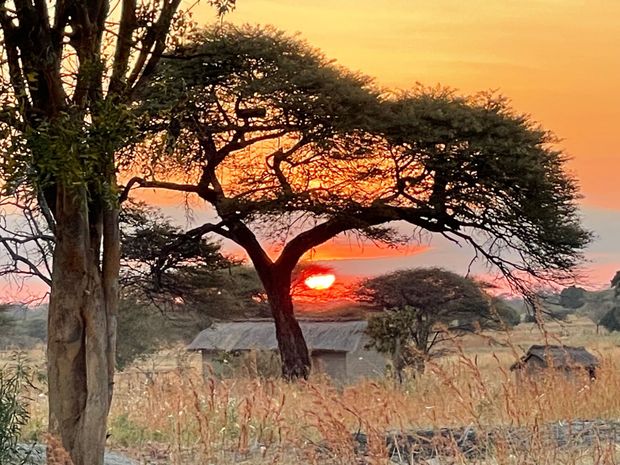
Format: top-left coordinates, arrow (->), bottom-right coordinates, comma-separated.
102,355 -> 620,464
15,319 -> 620,464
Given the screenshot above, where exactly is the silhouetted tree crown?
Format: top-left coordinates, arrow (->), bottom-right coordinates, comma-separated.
124,24 -> 591,378
130,25 -> 590,293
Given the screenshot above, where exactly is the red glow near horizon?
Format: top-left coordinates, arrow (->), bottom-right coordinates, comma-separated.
304,273 -> 336,290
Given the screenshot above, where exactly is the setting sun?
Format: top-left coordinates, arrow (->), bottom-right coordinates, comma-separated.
304,274 -> 336,290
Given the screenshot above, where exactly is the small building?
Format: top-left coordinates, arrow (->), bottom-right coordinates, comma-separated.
510,344 -> 599,383
187,319 -> 386,382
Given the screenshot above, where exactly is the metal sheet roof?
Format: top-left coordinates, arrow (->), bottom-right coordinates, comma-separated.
187,319 -> 369,353
511,344 -> 599,370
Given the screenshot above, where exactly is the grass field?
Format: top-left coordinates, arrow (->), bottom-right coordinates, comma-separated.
8,317 -> 620,464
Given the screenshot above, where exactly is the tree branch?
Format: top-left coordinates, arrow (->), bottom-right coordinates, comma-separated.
119,176 -> 217,203
0,236 -> 52,286
126,0 -> 183,95
108,0 -> 137,96
275,218 -> 350,273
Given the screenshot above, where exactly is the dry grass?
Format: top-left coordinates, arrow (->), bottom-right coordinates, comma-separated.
14,318 -> 620,464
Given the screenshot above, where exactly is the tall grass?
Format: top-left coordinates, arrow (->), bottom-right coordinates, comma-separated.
15,322 -> 620,464
98,349 -> 620,464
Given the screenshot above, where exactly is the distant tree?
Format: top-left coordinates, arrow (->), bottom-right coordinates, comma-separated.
359,268 -> 497,379
121,202 -> 267,316
115,297 -> 167,371
0,305 -> 14,331
490,297 -> 522,328
612,271 -> 620,298
117,204 -> 268,368
121,203 -> 230,304
124,26 -> 591,379
603,272 -> 620,330
523,307 -> 571,323
559,285 -> 587,309
116,264 -> 269,371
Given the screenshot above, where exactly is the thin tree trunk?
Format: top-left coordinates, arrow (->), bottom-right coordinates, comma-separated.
47,186 -> 117,465
411,342 -> 428,377
411,355 -> 426,376
264,278 -> 311,380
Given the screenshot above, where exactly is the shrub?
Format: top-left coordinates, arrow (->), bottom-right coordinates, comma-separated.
0,359 -> 31,463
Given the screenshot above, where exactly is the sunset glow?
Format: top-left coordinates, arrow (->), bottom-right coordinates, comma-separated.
3,1 -> 618,303
304,274 -> 336,290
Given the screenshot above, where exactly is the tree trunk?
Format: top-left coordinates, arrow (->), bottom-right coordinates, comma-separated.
47,186 -> 117,465
411,342 -> 428,377
411,355 -> 426,377
264,278 -> 311,380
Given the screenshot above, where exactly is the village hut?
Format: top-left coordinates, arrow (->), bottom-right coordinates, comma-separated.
187,319 -> 386,382
510,344 -> 599,383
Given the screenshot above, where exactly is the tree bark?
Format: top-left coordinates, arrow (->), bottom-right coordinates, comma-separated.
47,186 -> 117,465
263,274 -> 311,380
222,221 -> 312,380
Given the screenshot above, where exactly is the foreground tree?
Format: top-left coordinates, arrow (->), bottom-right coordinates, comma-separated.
125,25 -> 590,379
0,2 -> 235,462
360,268 -> 497,379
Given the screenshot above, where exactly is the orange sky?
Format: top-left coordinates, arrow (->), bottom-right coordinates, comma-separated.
4,1 -> 619,299
197,0 -> 620,209
184,2 -> 616,285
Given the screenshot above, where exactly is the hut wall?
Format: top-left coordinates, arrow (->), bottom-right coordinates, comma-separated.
312,351 -> 347,381
513,356 -> 545,384
524,356 -> 546,377
346,338 -> 387,380
201,351 -> 218,378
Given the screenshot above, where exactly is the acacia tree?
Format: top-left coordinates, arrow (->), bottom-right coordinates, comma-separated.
120,202 -> 268,319
124,25 -> 591,379
126,25 -> 383,377
0,1 -> 236,463
360,268 -> 498,379
120,202 -> 232,304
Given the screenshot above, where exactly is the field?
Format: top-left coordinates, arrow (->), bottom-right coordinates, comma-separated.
8,317 -> 620,465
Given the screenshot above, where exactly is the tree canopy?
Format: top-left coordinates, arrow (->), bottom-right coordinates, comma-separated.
380,90 -> 591,288
122,24 -> 591,378
559,285 -> 587,309
359,268 -> 507,378
130,25 -> 590,289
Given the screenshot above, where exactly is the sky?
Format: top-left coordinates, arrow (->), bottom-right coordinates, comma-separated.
2,0 -> 619,300
182,0 -> 620,288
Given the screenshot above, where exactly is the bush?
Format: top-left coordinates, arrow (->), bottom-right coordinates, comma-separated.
0,360 -> 31,463
600,306 -> 620,332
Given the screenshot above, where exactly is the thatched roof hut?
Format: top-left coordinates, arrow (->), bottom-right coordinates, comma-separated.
510,345 -> 599,381
188,319 -> 386,382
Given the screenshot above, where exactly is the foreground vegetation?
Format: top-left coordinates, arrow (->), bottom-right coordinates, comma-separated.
6,318 -> 619,464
